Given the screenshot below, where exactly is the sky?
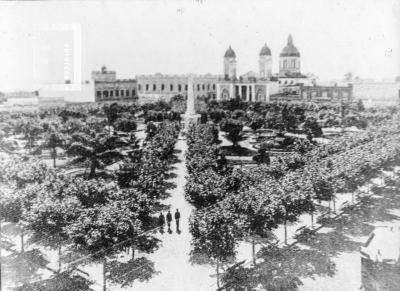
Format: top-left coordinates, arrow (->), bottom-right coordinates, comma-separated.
0,0 -> 399,92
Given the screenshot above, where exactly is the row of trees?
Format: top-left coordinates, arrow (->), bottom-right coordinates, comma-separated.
185,114 -> 400,288
0,121 -> 180,290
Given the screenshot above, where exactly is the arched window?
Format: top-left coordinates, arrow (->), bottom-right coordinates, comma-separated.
212,84 -> 216,90
185,85 -> 188,91
132,89 -> 135,96
121,90 -> 124,97
145,84 -> 149,91
153,84 -> 156,91
197,84 -> 200,91
97,91 -> 101,98
170,84 -> 174,91
202,84 -> 205,90
161,84 -> 165,91
115,90 -> 119,97
110,90 -> 114,97
103,90 -> 108,98
126,90 -> 130,97
178,84 -> 182,92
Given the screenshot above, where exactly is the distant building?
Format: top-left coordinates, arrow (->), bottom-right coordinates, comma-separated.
92,66 -> 137,102
136,73 -> 218,104
352,81 -> 400,106
38,96 -> 66,107
91,34 -> 355,104
4,91 -> 39,106
271,84 -> 353,102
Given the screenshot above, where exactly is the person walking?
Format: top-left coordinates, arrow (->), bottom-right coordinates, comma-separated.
175,209 -> 181,232
158,212 -> 165,233
166,210 -> 172,232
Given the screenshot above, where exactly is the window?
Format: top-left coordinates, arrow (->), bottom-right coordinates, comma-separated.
170,84 -> 174,91
110,90 -> 114,97
197,84 -> 200,91
145,84 -> 149,91
185,85 -> 188,91
121,90 -> 124,97
202,84 -> 205,90
126,90 -> 130,97
178,84 -> 182,92
103,90 -> 108,98
212,84 -> 216,90
132,89 -> 135,96
97,91 -> 101,98
153,84 -> 156,91
207,84 -> 210,90
116,90 -> 119,97
138,84 -> 142,91
161,84 -> 165,91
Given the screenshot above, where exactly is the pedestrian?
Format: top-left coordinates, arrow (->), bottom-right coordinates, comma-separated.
175,208 -> 181,232
158,212 -> 165,233
166,210 -> 172,231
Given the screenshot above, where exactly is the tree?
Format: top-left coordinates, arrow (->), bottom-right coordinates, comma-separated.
303,117 -> 323,138
253,142 -> 271,165
113,116 -> 137,132
220,118 -> 243,148
22,122 -> 43,154
43,131 -> 64,168
190,207 -> 239,288
65,188 -> 157,291
25,173 -> 81,271
277,172 -> 315,244
67,132 -> 125,179
357,99 -> 365,112
15,271 -> 92,291
249,117 -> 264,132
103,103 -> 122,133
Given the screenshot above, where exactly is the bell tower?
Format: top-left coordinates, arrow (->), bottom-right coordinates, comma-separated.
223,46 -> 237,80
259,43 -> 272,79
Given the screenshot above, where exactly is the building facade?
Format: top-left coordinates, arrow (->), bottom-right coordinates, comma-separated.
91,34 -> 354,104
92,66 -> 137,102
136,74 -> 218,103
270,84 -> 353,102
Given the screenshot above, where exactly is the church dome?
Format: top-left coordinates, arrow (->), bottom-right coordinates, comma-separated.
224,46 -> 236,58
259,43 -> 271,56
280,35 -> 300,57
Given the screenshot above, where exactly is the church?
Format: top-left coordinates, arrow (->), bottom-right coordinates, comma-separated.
215,34 -> 313,102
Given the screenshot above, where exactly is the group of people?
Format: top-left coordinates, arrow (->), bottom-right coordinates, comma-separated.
158,209 -> 181,233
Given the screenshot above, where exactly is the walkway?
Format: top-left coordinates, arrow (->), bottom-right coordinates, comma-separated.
112,134 -> 216,291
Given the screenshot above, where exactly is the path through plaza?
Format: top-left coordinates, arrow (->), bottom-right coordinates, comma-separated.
111,134 -> 216,291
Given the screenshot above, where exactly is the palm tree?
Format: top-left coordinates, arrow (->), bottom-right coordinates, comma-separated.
67,131 -> 126,179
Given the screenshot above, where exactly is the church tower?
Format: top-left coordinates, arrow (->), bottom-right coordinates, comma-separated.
279,34 -> 301,76
224,46 -> 237,80
259,43 -> 272,79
